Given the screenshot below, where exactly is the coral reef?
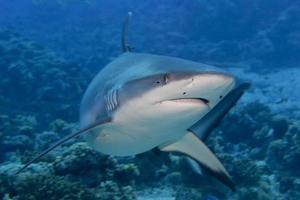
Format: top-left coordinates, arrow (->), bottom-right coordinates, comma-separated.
1,62 -> 300,199
96,181 -> 136,200
2,0 -> 300,69
175,187 -> 202,200
0,174 -> 95,200
0,30 -> 92,123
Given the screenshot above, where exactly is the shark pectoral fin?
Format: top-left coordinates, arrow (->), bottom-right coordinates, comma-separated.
159,132 -> 235,191
16,118 -> 112,175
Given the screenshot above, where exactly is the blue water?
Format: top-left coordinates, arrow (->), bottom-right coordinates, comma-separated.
0,1 -> 299,199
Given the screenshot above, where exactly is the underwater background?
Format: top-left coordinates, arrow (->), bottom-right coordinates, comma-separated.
0,0 -> 299,199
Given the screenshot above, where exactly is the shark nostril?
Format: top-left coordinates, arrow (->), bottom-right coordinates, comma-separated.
219,95 -> 223,99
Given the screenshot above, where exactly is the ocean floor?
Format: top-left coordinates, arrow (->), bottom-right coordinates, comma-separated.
137,188 -> 174,200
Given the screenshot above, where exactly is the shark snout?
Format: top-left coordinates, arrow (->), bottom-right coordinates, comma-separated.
181,72 -> 236,107
184,72 -> 235,91
195,72 -> 234,86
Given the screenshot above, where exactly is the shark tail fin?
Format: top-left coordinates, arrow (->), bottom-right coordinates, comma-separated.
121,11 -> 133,52
16,118 -> 111,174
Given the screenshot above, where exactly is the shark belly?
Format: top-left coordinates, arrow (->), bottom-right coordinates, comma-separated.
90,123 -> 166,156
86,100 -> 210,156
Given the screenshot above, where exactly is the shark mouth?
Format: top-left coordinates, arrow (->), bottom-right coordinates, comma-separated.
160,97 -> 210,105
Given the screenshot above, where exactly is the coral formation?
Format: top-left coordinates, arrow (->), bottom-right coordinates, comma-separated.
0,174 -> 95,200
96,181 -> 136,200
0,30 -> 92,123
2,0 -> 299,69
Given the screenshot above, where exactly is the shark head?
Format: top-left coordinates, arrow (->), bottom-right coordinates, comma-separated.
116,71 -> 235,126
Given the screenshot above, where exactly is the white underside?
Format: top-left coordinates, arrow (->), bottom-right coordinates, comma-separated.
86,99 -> 209,156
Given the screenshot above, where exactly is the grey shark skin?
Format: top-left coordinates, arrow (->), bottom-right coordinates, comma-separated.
17,13 -> 251,192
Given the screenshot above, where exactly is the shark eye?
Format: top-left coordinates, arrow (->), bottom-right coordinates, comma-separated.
163,73 -> 170,84
155,74 -> 169,85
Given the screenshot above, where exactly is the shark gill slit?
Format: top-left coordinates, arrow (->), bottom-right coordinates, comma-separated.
105,89 -> 118,112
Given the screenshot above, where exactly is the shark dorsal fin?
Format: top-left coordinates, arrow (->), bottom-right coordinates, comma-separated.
16,118 -> 111,174
121,11 -> 133,52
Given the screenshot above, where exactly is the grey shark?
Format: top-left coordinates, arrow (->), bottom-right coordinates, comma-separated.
17,13 -> 250,191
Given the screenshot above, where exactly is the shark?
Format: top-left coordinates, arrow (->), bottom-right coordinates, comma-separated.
17,12 -> 250,191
